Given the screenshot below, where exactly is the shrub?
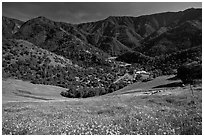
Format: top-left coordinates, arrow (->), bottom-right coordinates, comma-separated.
60,86 -> 113,98
60,88 -> 76,98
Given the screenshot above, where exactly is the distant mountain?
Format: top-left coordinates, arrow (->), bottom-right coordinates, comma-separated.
57,21 -> 132,56
2,16 -> 24,38
140,19 -> 202,56
78,8 -> 202,54
77,16 -> 144,49
86,34 -> 131,56
3,8 -> 201,59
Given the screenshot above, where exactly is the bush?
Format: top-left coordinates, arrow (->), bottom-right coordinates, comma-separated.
60,87 -> 107,98
60,88 -> 76,98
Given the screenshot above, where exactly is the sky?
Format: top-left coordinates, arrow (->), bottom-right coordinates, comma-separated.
2,2 -> 202,24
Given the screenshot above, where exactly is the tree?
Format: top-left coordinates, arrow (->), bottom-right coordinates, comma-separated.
177,62 -> 202,84
177,62 -> 202,96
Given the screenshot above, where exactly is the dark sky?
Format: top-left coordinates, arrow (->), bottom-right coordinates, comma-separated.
2,2 -> 202,24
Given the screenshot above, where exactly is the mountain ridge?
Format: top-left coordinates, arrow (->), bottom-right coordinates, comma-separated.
77,8 -> 201,51
3,8 -> 201,56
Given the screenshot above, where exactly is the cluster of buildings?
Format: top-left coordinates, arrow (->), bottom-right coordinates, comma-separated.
114,70 -> 152,84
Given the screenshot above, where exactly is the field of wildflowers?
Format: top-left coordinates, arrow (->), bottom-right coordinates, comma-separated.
2,86 -> 202,135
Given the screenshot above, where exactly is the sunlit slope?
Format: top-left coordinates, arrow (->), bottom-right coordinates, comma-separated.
2,79 -> 68,103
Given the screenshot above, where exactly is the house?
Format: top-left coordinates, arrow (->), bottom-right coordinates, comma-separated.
134,70 -> 151,80
135,70 -> 150,75
119,63 -> 131,67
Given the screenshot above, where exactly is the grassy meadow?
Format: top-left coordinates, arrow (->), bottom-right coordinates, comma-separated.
2,83 -> 202,135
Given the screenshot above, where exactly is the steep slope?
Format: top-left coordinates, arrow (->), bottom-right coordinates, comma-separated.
140,20 -> 202,56
78,8 -> 201,50
13,16 -> 109,67
86,34 -> 131,56
2,16 -> 24,38
57,21 -> 132,56
77,16 -> 144,49
56,21 -> 89,43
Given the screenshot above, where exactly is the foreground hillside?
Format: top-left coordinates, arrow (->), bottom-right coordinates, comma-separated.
2,78 -> 68,103
2,75 -> 177,102
2,77 -> 202,135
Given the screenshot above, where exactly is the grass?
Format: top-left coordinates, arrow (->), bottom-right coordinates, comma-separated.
13,92 -> 54,101
2,85 -> 202,135
114,75 -> 182,94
